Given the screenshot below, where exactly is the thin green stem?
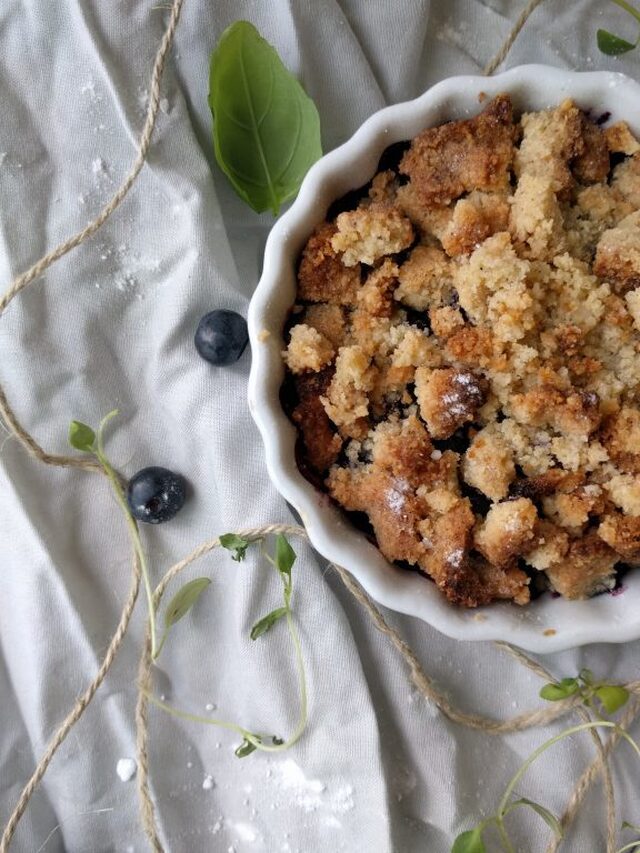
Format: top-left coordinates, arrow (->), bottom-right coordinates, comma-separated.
611,0 -> 640,25
498,721 -> 640,822
616,842 -> 640,853
97,452 -> 158,659
148,547 -> 308,754
147,693 -> 253,738
495,818 -> 516,853
94,411 -> 158,658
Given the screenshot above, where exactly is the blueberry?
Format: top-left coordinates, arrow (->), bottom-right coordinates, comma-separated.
195,309 -> 248,366
127,466 -> 187,524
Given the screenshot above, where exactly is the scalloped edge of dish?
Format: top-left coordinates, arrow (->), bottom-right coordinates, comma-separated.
248,65 -> 640,652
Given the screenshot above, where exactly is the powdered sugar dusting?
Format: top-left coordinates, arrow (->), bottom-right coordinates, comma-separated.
271,760 -> 355,816
446,548 -> 464,567
116,757 -> 137,781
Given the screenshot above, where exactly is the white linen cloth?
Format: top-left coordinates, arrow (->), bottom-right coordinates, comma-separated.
1,1 -> 639,850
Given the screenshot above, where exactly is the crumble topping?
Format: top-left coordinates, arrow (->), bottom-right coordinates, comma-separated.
283,95 -> 640,607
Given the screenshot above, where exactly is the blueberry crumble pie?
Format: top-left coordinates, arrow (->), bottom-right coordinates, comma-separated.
281,95 -> 640,608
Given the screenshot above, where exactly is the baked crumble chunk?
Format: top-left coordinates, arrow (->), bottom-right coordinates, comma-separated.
282,95 -> 640,608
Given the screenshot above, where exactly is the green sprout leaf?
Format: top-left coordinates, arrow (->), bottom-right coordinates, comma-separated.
250,606 -> 288,640
540,678 -> 579,702
208,20 -> 322,215
451,827 -> 486,853
623,822 -> 640,833
511,798 -> 563,838
275,534 -> 296,583
163,578 -> 211,628
68,421 -> 96,452
220,533 -> 251,562
595,684 -> 630,715
235,738 -> 259,758
579,669 -> 595,685
597,28 -> 637,54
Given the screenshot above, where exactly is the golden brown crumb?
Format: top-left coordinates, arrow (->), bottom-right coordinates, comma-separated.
415,367 -> 488,439
394,244 -> 453,311
321,345 -> 377,435
600,407 -> 640,474
331,204 -> 414,267
327,464 -> 426,565
525,520 -> 569,570
368,170 -> 399,204
611,154 -> 640,208
430,306 -> 465,339
292,370 -> 343,473
543,482 -> 606,534
298,222 -> 361,304
605,122 -> 640,156
509,174 -> 566,260
441,191 -> 510,257
594,211 -> 640,292
462,424 -> 515,501
515,99 -> 583,197
283,324 -> 335,374
303,304 -> 348,348
598,513 -> 640,561
573,114 -> 610,184
356,259 -> 399,316
399,95 -> 515,206
545,533 -> 618,599
605,473 -> 640,517
474,498 -> 538,566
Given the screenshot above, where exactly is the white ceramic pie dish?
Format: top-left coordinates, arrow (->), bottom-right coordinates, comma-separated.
248,64 -> 640,653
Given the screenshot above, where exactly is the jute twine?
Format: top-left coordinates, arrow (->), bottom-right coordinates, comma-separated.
0,1 -> 636,851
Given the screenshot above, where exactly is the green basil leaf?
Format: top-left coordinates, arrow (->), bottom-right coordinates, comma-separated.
209,20 -> 322,215
512,798 -> 563,839
597,29 -> 637,55
68,421 -> 96,452
235,738 -> 258,758
539,679 -> 578,701
219,533 -> 251,562
595,685 -> 630,715
275,534 -> 296,583
164,578 -> 211,628
250,606 -> 288,640
451,827 -> 486,853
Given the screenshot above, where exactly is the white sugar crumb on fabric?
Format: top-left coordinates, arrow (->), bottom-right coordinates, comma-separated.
434,19 -> 469,49
92,157 -> 107,175
202,774 -> 215,790
271,760 -> 355,814
227,820 -> 258,842
0,153 -> 6,166
160,97 -> 170,114
116,757 -> 137,781
205,702 -> 217,711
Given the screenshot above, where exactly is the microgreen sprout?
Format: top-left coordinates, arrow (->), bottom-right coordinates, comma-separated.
69,413 -> 159,658
540,668 -> 630,717
148,533 -> 307,758
452,721 -> 640,852
597,0 -> 640,55
69,414 -> 208,661
617,822 -> 640,853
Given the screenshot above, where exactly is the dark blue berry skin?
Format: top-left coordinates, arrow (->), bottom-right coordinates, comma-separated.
195,309 -> 248,366
127,467 -> 187,524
